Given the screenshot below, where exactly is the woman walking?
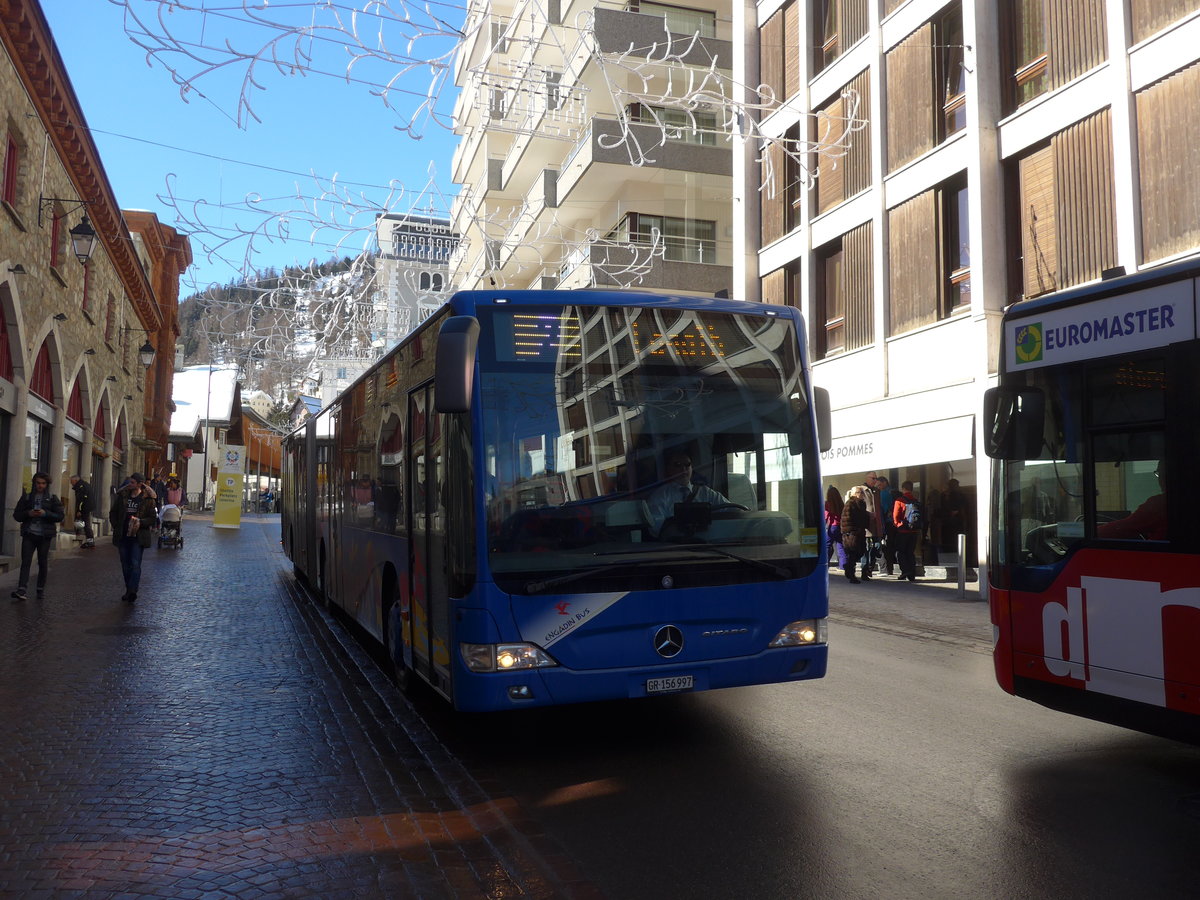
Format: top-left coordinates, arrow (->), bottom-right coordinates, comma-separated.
824,485 -> 847,571
109,473 -> 158,602
12,472 -> 65,600
840,485 -> 871,584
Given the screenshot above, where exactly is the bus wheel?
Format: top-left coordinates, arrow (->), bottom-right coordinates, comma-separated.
385,587 -> 415,695
317,550 -> 331,609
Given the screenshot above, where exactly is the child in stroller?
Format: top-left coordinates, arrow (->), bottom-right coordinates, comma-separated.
158,503 -> 184,549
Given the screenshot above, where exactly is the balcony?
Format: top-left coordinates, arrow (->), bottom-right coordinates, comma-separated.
557,239 -> 730,295
592,8 -> 733,69
556,116 -> 730,204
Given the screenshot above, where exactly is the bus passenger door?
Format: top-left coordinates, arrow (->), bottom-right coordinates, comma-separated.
408,385 -> 452,696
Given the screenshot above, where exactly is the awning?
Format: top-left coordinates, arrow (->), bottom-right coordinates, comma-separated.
820,415 -> 975,477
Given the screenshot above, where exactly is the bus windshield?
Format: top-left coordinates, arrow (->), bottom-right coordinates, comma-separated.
476,304 -> 822,594
994,352 -> 1168,578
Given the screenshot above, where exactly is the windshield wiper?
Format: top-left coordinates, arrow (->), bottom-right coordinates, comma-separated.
525,561 -> 672,595
524,545 -> 792,593
669,544 -> 792,579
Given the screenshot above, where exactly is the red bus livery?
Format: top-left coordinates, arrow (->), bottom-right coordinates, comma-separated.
985,258 -> 1200,742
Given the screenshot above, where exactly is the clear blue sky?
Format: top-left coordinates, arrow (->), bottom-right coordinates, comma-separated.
40,0 -> 462,295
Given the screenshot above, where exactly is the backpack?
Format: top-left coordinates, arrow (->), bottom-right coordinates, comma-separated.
902,496 -> 924,531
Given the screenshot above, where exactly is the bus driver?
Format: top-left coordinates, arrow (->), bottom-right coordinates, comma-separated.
647,451 -> 732,537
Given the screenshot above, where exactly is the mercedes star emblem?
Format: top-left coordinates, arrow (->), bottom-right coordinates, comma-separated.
654,624 -> 684,658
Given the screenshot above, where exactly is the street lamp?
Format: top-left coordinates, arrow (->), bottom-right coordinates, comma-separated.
38,198 -> 98,264
138,340 -> 156,369
69,215 -> 98,265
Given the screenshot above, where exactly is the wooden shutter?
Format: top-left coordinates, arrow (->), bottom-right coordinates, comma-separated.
815,94 -> 846,214
1047,0 -> 1107,90
886,23 -> 935,172
760,10 -> 784,108
1137,62 -> 1200,262
1131,0 -> 1198,45
761,139 -> 787,246
841,0 -> 870,52
844,221 -> 874,351
844,70 -> 872,198
784,2 -> 801,101
1019,146 -> 1057,298
888,189 -> 940,336
762,267 -> 787,306
1054,108 -> 1116,287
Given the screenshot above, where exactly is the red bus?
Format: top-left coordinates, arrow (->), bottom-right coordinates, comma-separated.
984,258 -> 1200,742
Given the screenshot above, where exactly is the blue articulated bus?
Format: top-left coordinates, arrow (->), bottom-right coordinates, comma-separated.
282,290 -> 832,711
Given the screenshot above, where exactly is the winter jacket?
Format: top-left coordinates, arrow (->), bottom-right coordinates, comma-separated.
13,491 -> 65,538
840,495 -> 870,557
109,488 -> 159,548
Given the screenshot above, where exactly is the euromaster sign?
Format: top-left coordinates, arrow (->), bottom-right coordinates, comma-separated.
1006,278 -> 1196,371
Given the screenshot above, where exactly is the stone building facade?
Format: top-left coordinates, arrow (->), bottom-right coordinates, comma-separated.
0,0 -> 190,561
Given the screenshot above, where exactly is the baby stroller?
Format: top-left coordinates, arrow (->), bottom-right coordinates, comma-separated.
157,504 -> 184,549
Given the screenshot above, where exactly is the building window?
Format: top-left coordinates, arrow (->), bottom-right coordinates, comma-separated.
49,210 -> 62,269
886,6 -> 965,174
1009,109 -> 1116,301
814,0 -> 868,74
816,221 -> 873,359
607,212 -> 717,264
1004,0 -> 1107,111
1136,60 -> 1200,263
759,1 -> 801,107
105,295 -> 116,344
82,263 -> 92,312
888,176 -> 970,336
939,6 -> 967,138
632,2 -> 717,38
2,134 -> 19,207
628,104 -> 718,145
814,72 -> 871,215
1132,0 -> 1200,44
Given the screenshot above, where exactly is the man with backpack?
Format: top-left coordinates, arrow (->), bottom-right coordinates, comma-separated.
891,480 -> 924,582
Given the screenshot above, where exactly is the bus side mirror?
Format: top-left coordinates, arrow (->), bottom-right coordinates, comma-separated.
814,387 -> 832,453
435,316 -> 481,413
983,387 -> 1044,459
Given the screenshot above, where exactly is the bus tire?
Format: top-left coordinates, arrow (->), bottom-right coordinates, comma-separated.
317,546 -> 331,609
385,580 -> 415,695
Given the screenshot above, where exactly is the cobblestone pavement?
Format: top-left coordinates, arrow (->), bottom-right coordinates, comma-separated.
0,513 -> 595,899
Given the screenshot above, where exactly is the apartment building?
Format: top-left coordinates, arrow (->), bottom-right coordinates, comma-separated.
450,0 -> 735,295
736,0 -> 1200,570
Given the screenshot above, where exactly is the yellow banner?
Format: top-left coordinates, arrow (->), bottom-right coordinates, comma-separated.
213,472 -> 244,529
212,443 -> 246,529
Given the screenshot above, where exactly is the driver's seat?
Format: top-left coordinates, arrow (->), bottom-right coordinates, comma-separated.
726,474 -> 757,510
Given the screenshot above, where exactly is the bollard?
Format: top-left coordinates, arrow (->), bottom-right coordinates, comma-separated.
957,532 -> 967,598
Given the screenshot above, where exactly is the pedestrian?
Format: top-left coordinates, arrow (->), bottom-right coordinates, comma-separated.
149,471 -> 168,511
824,485 -> 847,570
109,472 -> 158,602
164,476 -> 185,508
891,480 -> 924,582
941,478 -> 967,550
840,485 -> 871,584
878,476 -> 896,576
860,472 -> 884,578
11,471 -> 65,600
69,473 -> 96,549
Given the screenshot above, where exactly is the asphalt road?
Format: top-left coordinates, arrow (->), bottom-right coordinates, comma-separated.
416,591 -> 1200,899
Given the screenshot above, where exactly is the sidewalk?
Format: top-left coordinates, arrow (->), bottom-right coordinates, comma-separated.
0,512 -> 593,898
828,565 -> 993,653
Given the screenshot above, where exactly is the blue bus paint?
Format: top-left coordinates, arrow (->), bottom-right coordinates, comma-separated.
283,289 -> 829,711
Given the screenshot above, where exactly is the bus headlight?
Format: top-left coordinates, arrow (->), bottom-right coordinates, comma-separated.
461,642 -> 559,672
768,619 -> 828,647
